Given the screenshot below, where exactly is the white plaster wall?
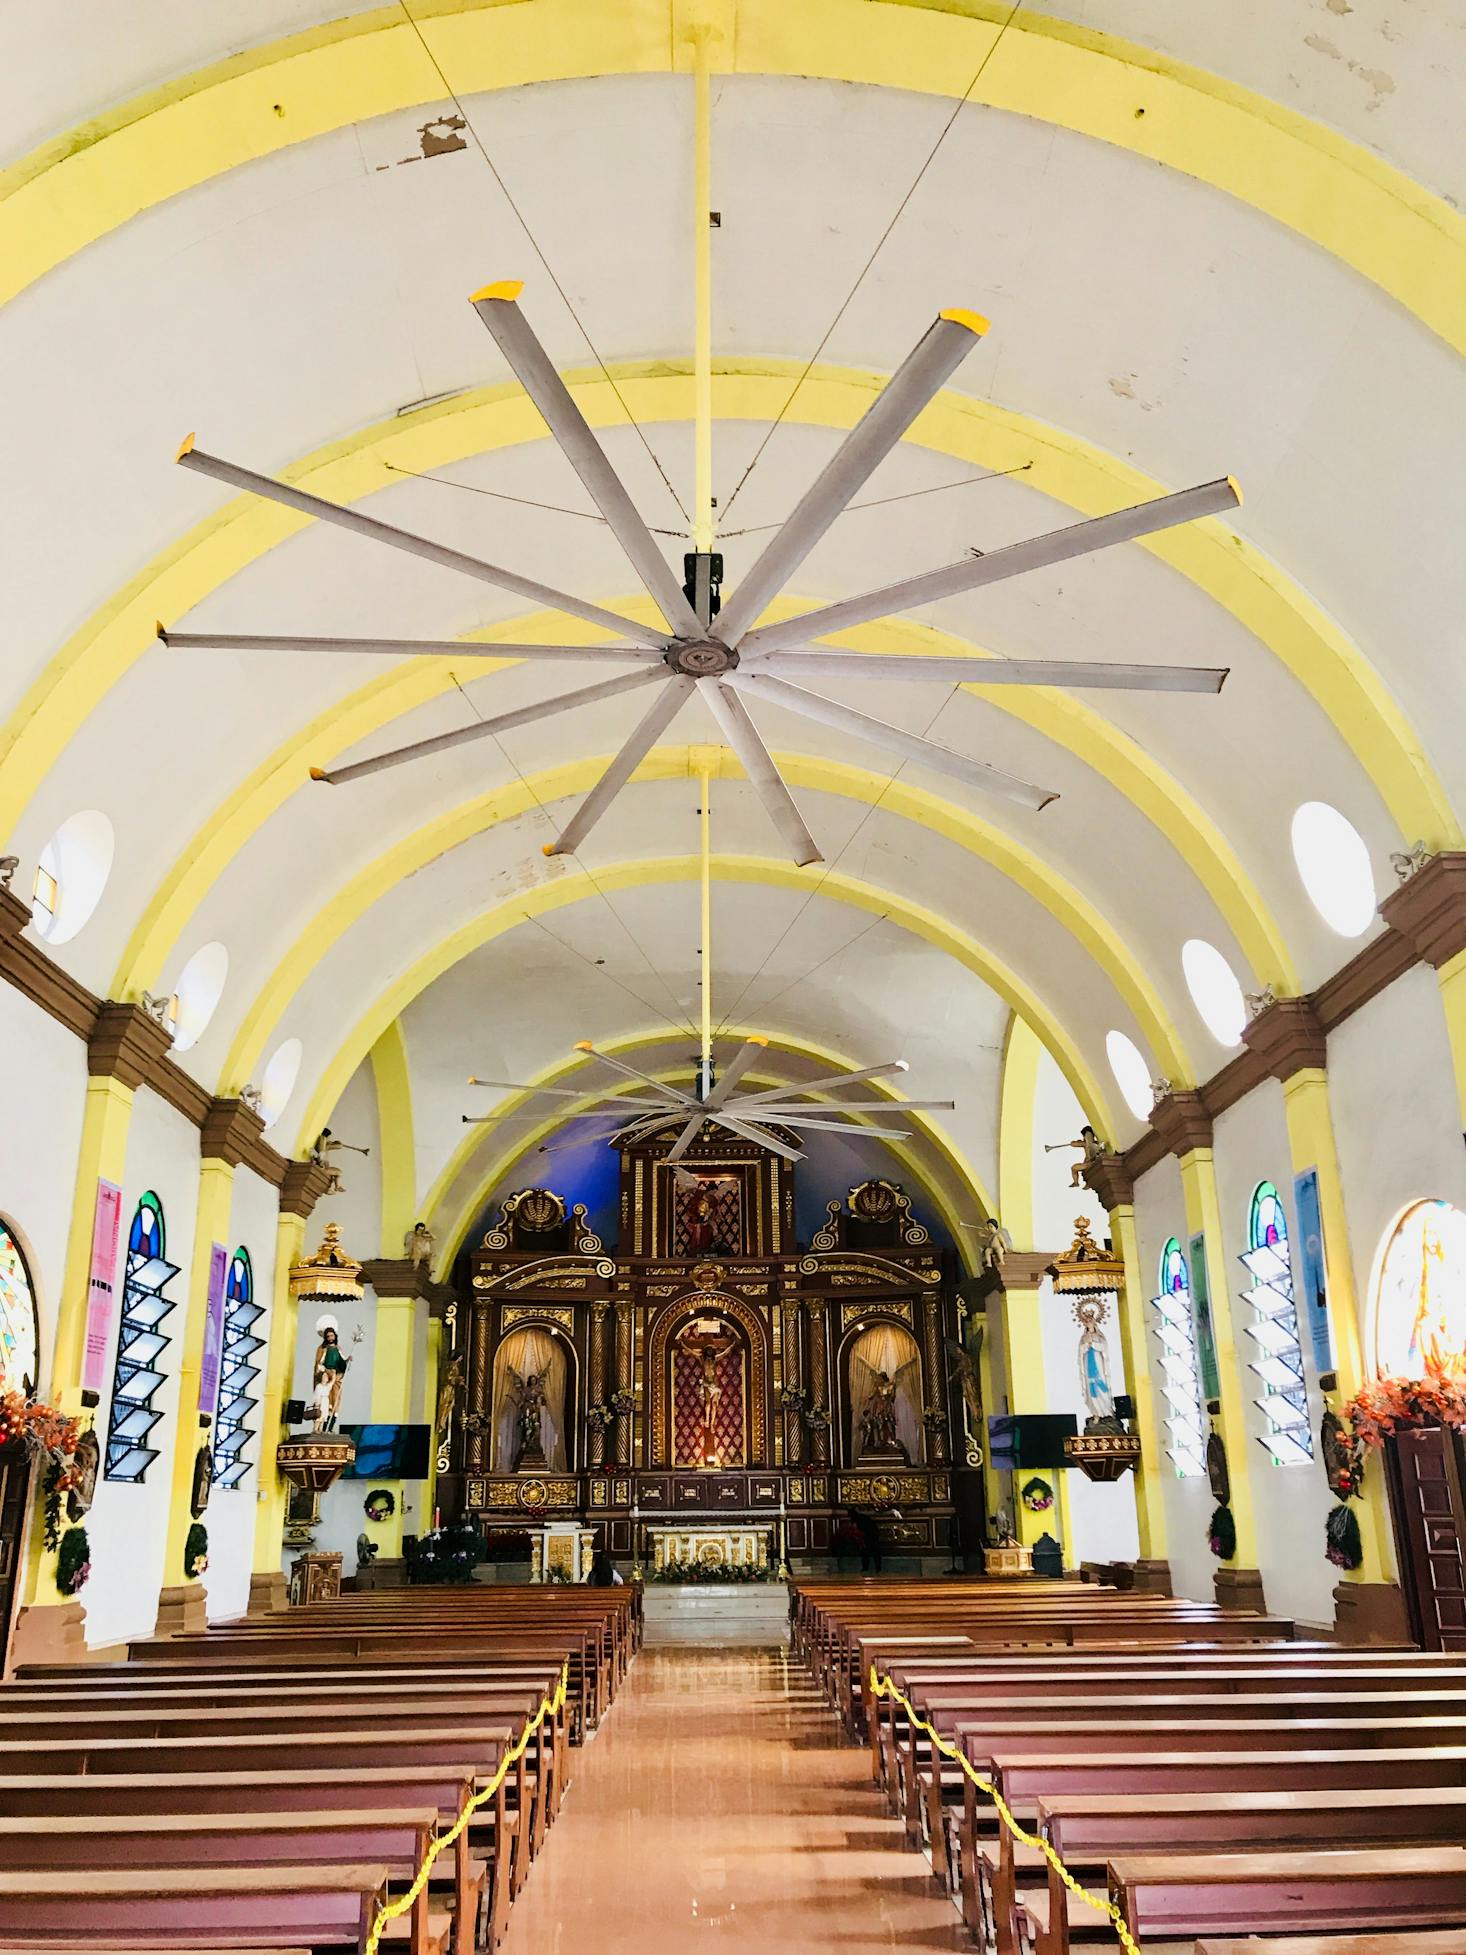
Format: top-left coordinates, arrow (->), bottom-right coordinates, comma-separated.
1036,1275 -> 1139,1566
1131,1154 -> 1215,1604
83,1087 -> 200,1648
1327,963 -> 1466,1371
307,1061 -> 382,1256
202,1166 -> 278,1623
0,986 -> 88,1393
1029,1050 -> 1094,1251
1210,1083 -> 1337,1628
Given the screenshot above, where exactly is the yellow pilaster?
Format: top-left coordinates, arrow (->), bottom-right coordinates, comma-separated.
251,1211 -> 306,1574
1177,1148 -> 1260,1567
23,1075 -> 134,1610
1109,1203 -> 1169,1561
998,1287 -> 1075,1560
161,1157 -> 235,1591
369,1294 -> 418,1557
1279,1068 -> 1394,1583
1436,948 -> 1466,1118
370,1022 -> 416,1259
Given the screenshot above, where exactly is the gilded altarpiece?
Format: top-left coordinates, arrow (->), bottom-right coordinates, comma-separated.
439,1130 -> 968,1558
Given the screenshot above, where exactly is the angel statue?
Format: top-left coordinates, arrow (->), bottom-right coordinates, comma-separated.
853,1351 -> 918,1463
404,1220 -> 435,1270
508,1365 -> 550,1470
962,1216 -> 1013,1273
1045,1125 -> 1109,1190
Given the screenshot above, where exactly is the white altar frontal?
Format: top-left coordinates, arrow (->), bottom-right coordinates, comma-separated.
645,1523 -> 771,1574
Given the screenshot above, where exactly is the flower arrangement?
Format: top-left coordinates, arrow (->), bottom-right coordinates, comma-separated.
56,1525 -> 91,1597
1207,1503 -> 1237,1561
650,1557 -> 772,1584
779,1385 -> 808,1413
585,1402 -> 616,1430
1325,1502 -> 1364,1570
184,1521 -> 209,1579
1345,1371 -> 1466,1451
922,1405 -> 947,1431
609,1388 -> 636,1416
0,1390 -> 81,1463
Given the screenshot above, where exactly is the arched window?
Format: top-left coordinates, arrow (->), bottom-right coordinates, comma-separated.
1150,1237 -> 1207,1477
1372,1199 -> 1466,1381
0,1221 -> 40,1399
103,1193 -> 180,1483
213,1248 -> 264,1488
1240,1180 -> 1313,1464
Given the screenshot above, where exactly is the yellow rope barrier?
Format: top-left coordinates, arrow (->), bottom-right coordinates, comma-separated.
363,1662 -> 570,1955
868,1667 -> 1141,1955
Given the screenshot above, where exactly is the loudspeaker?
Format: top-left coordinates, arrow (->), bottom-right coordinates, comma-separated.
1114,1394 -> 1135,1421
283,1398 -> 308,1426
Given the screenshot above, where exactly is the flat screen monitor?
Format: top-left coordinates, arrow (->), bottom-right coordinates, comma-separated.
340,1422 -> 432,1480
986,1412 -> 1077,1470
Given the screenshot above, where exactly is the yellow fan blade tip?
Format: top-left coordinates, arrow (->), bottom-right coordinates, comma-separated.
939,308 -> 990,337
175,432 -> 196,462
1226,473 -> 1244,506
470,279 -> 525,304
308,766 -> 328,782
574,1041 -> 596,1053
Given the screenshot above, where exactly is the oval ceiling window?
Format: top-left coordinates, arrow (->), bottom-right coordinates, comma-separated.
30,810 -> 114,945
1371,1198 -> 1466,1382
257,1037 -> 304,1130
169,941 -> 229,1052
1105,1029 -> 1154,1122
1290,801 -> 1376,938
1181,938 -> 1247,1048
0,1219 -> 40,1398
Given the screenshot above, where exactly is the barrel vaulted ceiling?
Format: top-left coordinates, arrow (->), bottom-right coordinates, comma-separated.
4,0 -> 1463,1246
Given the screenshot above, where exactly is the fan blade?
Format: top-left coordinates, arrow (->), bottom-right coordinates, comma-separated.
702,1037 -> 769,1110
158,628 -> 661,664
699,682 -> 823,867
725,670 -> 1057,811
738,476 -> 1242,654
761,1114 -> 912,1138
468,1078 -> 676,1109
663,1116 -> 707,1164
174,438 -> 668,648
741,1099 -> 955,1113
713,309 -> 989,645
746,647 -> 1228,694
311,668 -> 667,786
735,1060 -> 909,1106
713,1113 -> 805,1161
574,1041 -> 704,1107
548,677 -> 695,855
471,282 -> 702,639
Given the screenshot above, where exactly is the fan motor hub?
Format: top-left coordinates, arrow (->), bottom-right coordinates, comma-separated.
667,639 -> 739,677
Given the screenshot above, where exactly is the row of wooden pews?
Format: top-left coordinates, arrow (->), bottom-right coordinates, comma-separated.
0,1583 -> 639,1953
793,1575 -> 1466,1955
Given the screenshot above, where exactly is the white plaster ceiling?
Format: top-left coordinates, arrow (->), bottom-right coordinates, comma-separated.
5,10 -> 1464,1217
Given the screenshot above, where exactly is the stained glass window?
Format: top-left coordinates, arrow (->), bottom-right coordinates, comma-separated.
1150,1237 -> 1207,1477
213,1248 -> 265,1489
1373,1199 -> 1466,1381
0,1221 -> 40,1399
1239,1180 -> 1313,1464
103,1192 -> 179,1483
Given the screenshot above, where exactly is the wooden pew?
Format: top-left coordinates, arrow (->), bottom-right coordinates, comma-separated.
0,1865 -> 397,1952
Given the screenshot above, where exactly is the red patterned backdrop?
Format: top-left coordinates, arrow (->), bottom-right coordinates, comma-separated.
672,1332 -> 746,1465
671,1176 -> 743,1257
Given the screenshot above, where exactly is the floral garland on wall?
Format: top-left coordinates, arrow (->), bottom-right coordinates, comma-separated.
1344,1371 -> 1466,1450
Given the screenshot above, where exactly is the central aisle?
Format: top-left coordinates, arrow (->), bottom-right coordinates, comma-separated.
501,1647 -> 969,1953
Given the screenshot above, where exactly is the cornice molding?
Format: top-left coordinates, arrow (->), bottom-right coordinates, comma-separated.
279,1159 -> 336,1219
0,891 -> 98,1041
361,1257 -> 457,1312
200,1096 -> 269,1172
1314,923 -> 1417,1027
1378,852 -> 1466,970
1082,1154 -> 1136,1211
1149,1090 -> 1214,1160
87,1001 -> 175,1092
1241,997 -> 1328,1082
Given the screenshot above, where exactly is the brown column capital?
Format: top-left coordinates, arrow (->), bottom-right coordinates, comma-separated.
199,1096 -> 268,1168
1378,850 -> 1466,968
279,1159 -> 336,1219
0,885 -> 30,943
1240,996 -> 1327,1081
1150,1090 -> 1213,1159
87,1000 -> 174,1089
1081,1154 -> 1135,1210
361,1257 -> 457,1312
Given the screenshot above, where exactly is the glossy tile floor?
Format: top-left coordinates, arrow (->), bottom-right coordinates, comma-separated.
500,1647 -> 969,1953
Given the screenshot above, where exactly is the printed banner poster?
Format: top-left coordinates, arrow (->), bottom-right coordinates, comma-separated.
1189,1231 -> 1221,1403
198,1241 -> 228,1420
81,1178 -> 124,1396
1292,1168 -> 1335,1375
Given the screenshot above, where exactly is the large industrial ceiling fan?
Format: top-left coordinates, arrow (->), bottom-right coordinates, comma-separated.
164,282 -> 1238,864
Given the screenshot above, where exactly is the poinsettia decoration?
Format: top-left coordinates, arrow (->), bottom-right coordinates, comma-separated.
1345,1371 -> 1466,1451
0,1390 -> 81,1464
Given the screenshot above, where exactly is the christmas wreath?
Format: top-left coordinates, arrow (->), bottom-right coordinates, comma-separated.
363,1488 -> 396,1521
1325,1502 -> 1364,1571
1020,1476 -> 1054,1513
56,1525 -> 91,1597
1207,1503 -> 1236,1561
184,1521 -> 209,1580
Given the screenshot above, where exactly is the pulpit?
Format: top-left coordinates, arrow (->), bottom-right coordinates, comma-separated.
288,1550 -> 342,1605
